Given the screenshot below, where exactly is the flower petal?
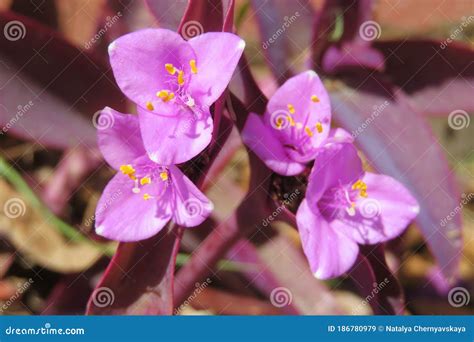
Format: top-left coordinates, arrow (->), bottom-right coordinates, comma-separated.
332,173 -> 420,245
242,113 -> 306,176
296,199 -> 359,279
97,107 -> 146,170
137,105 -> 213,165
169,166 -> 213,227
265,70 -> 331,147
95,158 -> 172,242
187,32 -> 245,107
306,143 -> 363,208
108,28 -> 196,110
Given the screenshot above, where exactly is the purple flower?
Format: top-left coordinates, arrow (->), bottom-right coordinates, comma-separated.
296,143 -> 419,279
108,29 -> 245,165
242,71 -> 350,176
94,108 -> 213,242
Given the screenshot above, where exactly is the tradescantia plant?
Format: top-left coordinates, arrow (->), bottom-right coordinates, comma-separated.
0,0 -> 471,315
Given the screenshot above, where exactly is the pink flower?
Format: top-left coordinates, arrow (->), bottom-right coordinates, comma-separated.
94,108 -> 213,242
108,29 -> 245,165
296,143 -> 419,279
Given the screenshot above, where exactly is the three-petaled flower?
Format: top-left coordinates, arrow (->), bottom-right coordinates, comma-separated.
94,108 -> 213,242
296,143 -> 419,279
242,71 -> 351,176
108,29 -> 245,165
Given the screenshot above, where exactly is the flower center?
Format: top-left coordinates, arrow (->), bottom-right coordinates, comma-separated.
144,61 -> 205,121
119,164 -> 170,201
318,179 -> 368,220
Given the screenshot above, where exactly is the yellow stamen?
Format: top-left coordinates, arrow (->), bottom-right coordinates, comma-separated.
287,115 -> 296,127
352,180 -> 368,198
165,63 -> 176,75
160,171 -> 169,181
157,90 -> 169,100
276,118 -> 284,129
287,104 -> 295,114
305,126 -> 313,137
143,193 -> 152,200
315,122 -> 323,133
167,92 -> 175,101
177,70 -> 185,86
119,164 -> 136,180
145,101 -> 154,111
189,59 -> 197,74
140,177 -> 151,186
311,95 -> 320,103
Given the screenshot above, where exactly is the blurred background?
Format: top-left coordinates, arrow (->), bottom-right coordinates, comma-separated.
0,0 -> 472,315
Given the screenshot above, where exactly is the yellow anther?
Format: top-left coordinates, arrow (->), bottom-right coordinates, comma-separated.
119,164 -> 136,180
140,177 -> 151,186
160,171 -> 169,181
287,115 -> 296,127
315,122 -> 323,133
287,104 -> 295,114
177,70 -> 185,86
165,63 -> 176,75
145,101 -> 154,111
305,126 -> 313,137
276,118 -> 284,129
352,180 -> 368,198
311,95 -> 320,103
157,90 -> 174,102
143,193 -> 153,200
189,59 -> 197,74
157,90 -> 169,100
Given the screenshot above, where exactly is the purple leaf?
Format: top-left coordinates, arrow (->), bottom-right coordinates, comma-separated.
145,0 -> 188,30
0,11 -> 126,150
374,40 -> 474,116
251,0 -> 314,84
330,72 -> 462,280
86,227 -> 182,315
349,245 -> 403,315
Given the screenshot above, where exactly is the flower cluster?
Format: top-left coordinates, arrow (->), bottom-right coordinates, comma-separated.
95,28 -> 419,280
94,29 -> 245,241
242,71 -> 420,279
